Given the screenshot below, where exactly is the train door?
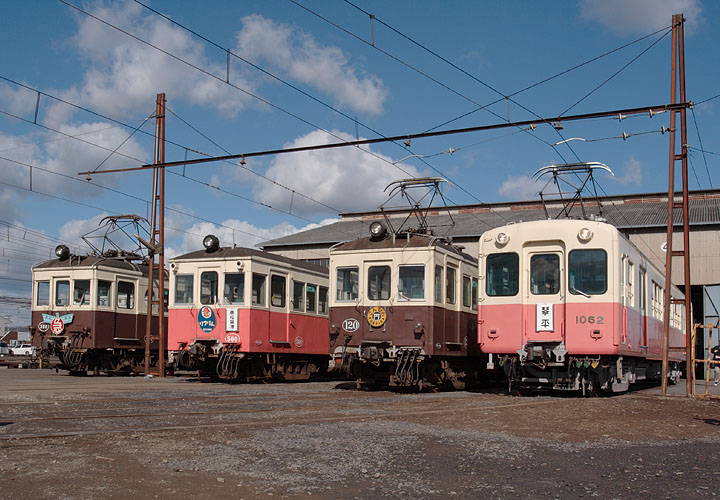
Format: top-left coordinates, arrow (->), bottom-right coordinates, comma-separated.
620,255 -> 627,344
363,260 -> 391,340
640,268 -> 648,348
269,272 -> 288,343
523,244 -> 564,343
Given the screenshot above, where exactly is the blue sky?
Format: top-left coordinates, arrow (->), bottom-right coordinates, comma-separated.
0,0 -> 717,324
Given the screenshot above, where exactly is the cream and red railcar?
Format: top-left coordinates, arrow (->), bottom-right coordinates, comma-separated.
329,225 -> 480,390
168,236 -> 330,381
30,246 -> 166,373
478,219 -> 685,394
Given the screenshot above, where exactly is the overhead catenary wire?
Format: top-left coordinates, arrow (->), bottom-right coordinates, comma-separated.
690,108 -> 713,188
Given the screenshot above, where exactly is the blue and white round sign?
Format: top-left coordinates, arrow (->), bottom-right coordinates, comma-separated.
197,306 -> 216,333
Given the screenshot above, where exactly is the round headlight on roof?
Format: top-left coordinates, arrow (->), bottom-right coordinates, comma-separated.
578,227 -> 593,242
55,245 -> 70,260
496,232 -> 509,246
369,221 -> 387,240
202,234 -> 220,252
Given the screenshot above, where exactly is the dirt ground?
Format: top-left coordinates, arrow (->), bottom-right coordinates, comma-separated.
1,368 -> 719,499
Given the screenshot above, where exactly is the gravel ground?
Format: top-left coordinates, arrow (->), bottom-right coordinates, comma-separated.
1,369 -> 719,499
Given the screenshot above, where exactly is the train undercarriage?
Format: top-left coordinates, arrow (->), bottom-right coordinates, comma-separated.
173,341 -> 328,382
335,344 -> 477,391
496,342 -> 682,395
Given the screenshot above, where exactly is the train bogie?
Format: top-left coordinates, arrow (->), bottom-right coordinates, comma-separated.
168,240 -> 330,382
479,219 -> 685,394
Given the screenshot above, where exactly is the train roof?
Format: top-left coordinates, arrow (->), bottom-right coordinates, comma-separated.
33,255 -> 151,275
170,246 -> 329,275
332,234 -> 477,264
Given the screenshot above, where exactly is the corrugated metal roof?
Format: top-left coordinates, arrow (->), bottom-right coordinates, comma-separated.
260,190 -> 720,249
172,246 -> 329,274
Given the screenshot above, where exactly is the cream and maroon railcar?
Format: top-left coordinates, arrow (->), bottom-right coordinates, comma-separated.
478,219 -> 685,394
30,246 -> 166,373
168,236 -> 330,381
329,225 -> 480,390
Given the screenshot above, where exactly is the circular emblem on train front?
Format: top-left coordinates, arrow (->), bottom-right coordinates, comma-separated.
50,317 -> 64,334
367,306 -> 386,328
294,336 -> 304,348
197,306 -> 216,333
37,322 -> 50,333
342,318 -> 360,332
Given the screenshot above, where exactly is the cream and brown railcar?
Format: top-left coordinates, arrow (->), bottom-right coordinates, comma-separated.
329,228 -> 480,390
30,246 -> 166,373
478,219 -> 685,394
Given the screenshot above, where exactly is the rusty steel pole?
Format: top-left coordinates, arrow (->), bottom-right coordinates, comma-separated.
661,14 -> 691,396
157,93 -> 166,377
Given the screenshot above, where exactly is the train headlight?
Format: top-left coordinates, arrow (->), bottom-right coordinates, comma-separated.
202,234 -> 220,252
369,221 -> 387,240
55,245 -> 70,260
495,232 -> 509,246
577,228 -> 593,242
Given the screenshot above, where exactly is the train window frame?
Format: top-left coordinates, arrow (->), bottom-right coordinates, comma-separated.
36,281 -> 50,307
434,265 -> 443,303
200,271 -> 218,305
462,275 -> 472,308
336,266 -> 359,302
117,281 -> 135,310
368,265 -> 391,301
55,280 -> 70,307
446,265 -> 457,305
318,286 -> 329,314
97,280 -> 112,308
485,252 -> 519,297
568,249 -> 608,296
292,280 -> 305,312
73,279 -> 91,306
472,277 -> 478,311
223,272 -> 245,305
174,274 -> 194,305
398,264 -> 425,301
252,273 -> 267,307
270,274 -> 287,308
306,283 -> 317,313
530,253 -> 560,296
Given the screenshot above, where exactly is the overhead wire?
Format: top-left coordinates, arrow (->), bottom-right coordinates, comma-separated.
690,108 -> 712,188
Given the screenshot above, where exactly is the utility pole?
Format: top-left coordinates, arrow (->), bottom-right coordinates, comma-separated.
661,15 -> 692,396
144,93 -> 166,377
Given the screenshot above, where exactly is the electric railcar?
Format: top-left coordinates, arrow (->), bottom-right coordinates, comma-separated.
168,236 -> 330,381
30,245 -> 167,373
329,222 -> 481,390
478,219 -> 685,394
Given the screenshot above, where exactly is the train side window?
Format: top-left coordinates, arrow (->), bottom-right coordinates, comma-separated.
174,275 -> 194,305
446,266 -> 456,304
434,265 -> 443,303
37,281 -> 49,306
252,273 -> 267,306
293,280 -> 305,311
472,278 -> 478,310
568,249 -> 607,295
368,265 -> 391,300
318,286 -> 329,314
223,273 -> 244,304
117,281 -> 135,309
73,280 -> 91,306
530,254 -> 559,295
462,275 -> 472,308
306,284 -> 317,313
97,280 -> 112,307
271,275 -> 286,308
55,280 -> 70,307
336,267 -> 358,301
486,253 -> 519,296
399,265 -> 424,300
200,271 -> 218,305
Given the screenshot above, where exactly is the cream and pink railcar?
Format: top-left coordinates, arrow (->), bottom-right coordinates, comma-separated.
329,226 -> 480,390
478,219 -> 685,394
168,236 -> 330,381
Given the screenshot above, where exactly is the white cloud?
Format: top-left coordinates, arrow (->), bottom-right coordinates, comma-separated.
235,14 -> 387,116
498,175 -> 541,200
614,157 -> 643,185
579,0 -> 702,35
254,129 -> 421,216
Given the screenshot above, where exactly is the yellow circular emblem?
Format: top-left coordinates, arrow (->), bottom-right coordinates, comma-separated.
367,306 -> 387,328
